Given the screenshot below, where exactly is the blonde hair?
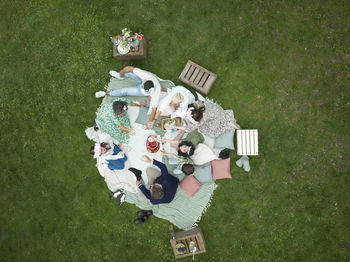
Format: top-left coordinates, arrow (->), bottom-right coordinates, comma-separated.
171,93 -> 184,104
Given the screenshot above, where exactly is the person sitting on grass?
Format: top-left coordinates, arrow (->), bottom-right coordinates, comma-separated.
95,66 -> 163,127
95,98 -> 141,144
131,155 -> 179,205
90,142 -> 130,170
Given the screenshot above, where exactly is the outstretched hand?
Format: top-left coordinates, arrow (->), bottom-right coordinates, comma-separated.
142,155 -> 152,163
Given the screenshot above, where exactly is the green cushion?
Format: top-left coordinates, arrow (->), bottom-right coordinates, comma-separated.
135,106 -> 149,125
194,164 -> 213,183
181,129 -> 204,146
214,131 -> 235,149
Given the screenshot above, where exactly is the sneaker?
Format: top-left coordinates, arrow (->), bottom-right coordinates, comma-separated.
95,91 -> 106,98
109,189 -> 122,199
195,91 -> 206,102
117,193 -> 126,206
109,70 -> 123,79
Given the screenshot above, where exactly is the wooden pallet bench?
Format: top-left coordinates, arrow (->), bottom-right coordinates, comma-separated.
236,129 -> 259,156
179,60 -> 217,95
170,227 -> 206,259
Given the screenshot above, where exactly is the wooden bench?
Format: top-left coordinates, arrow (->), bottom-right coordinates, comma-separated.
170,227 -> 206,259
236,129 -> 259,156
179,60 -> 217,95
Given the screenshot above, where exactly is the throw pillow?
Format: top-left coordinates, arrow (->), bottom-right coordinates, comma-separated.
135,106 -> 149,125
214,131 -> 235,150
194,165 -> 213,183
179,175 -> 202,197
211,158 -> 232,180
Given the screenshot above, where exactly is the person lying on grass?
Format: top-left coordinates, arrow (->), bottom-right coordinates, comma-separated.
90,142 -> 130,170
95,98 -> 142,144
95,66 -> 163,128
131,155 -> 179,205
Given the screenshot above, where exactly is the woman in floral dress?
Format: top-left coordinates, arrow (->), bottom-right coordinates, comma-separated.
95,98 -> 135,144
171,99 -> 240,138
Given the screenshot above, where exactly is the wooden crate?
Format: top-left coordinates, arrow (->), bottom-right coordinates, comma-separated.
179,60 -> 217,95
113,36 -> 147,60
170,227 -> 206,259
236,129 -> 259,156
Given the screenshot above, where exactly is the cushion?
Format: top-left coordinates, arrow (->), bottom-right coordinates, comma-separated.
135,106 -> 149,125
194,165 -> 213,183
179,175 -> 202,197
214,131 -> 235,150
211,158 -> 232,180
190,144 -> 217,166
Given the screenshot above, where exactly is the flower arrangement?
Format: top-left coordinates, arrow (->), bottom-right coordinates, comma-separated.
111,28 -> 143,54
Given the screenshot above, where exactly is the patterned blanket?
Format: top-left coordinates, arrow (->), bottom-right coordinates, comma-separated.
91,74 -> 217,229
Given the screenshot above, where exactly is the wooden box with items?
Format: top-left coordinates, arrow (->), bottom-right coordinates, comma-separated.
169,226 -> 206,259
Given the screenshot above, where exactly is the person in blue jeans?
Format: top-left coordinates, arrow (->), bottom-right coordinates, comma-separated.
132,155 -> 179,205
95,66 -> 163,127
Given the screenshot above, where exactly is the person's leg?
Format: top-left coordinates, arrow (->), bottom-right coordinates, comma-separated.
146,167 -> 161,185
109,86 -> 145,97
124,72 -> 142,85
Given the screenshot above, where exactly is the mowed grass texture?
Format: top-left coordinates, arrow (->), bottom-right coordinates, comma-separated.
0,0 -> 349,261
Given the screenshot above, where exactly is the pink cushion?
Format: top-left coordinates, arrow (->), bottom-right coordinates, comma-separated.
179,176 -> 202,197
211,158 -> 232,180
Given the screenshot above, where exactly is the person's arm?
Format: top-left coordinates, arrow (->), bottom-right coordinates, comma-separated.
152,159 -> 170,178
159,151 -> 178,159
119,66 -> 135,77
118,124 -> 134,135
139,185 -> 154,202
162,138 -> 179,146
105,152 -> 124,160
171,102 -> 187,119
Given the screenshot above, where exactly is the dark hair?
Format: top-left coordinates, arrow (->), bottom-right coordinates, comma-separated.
90,146 -> 95,155
181,164 -> 195,176
100,142 -> 111,151
113,100 -> 128,116
144,80 -> 154,91
188,103 -> 205,122
151,184 -> 164,199
177,141 -> 195,157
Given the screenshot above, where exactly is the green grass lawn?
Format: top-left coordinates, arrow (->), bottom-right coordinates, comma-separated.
1,0 -> 349,261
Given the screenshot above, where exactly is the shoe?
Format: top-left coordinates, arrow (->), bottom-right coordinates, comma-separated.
236,156 -> 250,172
117,193 -> 126,206
242,156 -> 250,172
95,91 -> 106,98
195,91 -> 206,102
109,189 -> 122,199
134,216 -> 148,225
137,210 -> 153,217
109,70 -> 123,79
129,168 -> 142,181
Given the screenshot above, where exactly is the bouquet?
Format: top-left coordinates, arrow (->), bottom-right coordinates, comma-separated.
111,28 -> 143,53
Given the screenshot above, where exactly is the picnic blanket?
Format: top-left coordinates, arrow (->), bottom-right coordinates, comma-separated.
89,73 -> 218,229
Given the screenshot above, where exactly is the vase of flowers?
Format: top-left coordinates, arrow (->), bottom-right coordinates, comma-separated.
111,28 -> 143,55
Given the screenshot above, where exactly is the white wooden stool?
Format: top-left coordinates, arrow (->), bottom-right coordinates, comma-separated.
236,129 -> 259,156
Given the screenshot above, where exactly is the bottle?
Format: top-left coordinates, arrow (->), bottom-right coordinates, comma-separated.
110,36 -> 118,46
